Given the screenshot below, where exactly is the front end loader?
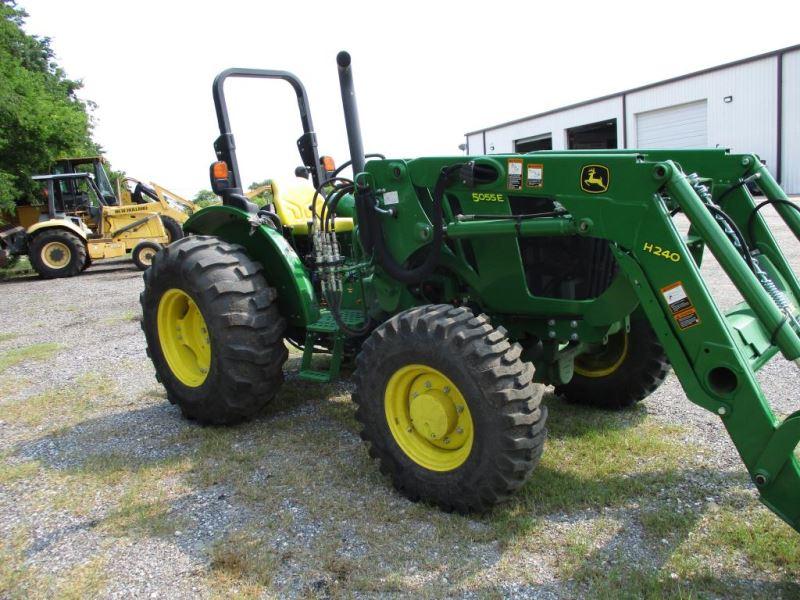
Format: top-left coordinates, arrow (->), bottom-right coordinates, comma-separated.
140,52 -> 800,533
52,156 -> 193,243
1,172 -> 169,277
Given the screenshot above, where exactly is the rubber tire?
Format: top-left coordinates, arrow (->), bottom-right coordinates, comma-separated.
132,240 -> 162,270
353,304 -> 547,513
140,235 -> 287,425
555,319 -> 670,409
161,216 -> 184,244
29,229 -> 87,279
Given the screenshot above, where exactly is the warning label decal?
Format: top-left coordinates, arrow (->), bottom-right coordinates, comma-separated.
675,308 -> 701,330
527,163 -> 544,188
661,282 -> 691,314
507,158 -> 523,190
661,281 -> 701,329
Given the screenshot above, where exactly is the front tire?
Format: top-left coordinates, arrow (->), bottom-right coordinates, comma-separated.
555,318 -> 670,409
140,235 -> 287,424
354,304 -> 547,513
29,229 -> 87,279
132,240 -> 161,270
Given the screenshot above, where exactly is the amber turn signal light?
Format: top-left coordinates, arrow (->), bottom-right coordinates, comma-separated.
212,161 -> 229,179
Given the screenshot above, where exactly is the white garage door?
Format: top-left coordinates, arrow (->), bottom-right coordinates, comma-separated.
636,100 -> 708,148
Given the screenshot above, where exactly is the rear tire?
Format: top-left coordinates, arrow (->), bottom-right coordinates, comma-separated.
354,304 -> 547,513
161,216 -> 184,244
29,229 -> 87,279
140,235 -> 287,424
555,318 -> 670,409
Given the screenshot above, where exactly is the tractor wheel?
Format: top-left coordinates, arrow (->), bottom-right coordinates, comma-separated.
29,229 -> 87,279
353,304 -> 547,513
140,235 -> 287,425
161,216 -> 184,244
132,240 -> 161,270
555,319 -> 670,409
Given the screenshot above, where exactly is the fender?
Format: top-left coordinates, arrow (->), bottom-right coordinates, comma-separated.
183,205 -> 319,327
26,218 -> 89,241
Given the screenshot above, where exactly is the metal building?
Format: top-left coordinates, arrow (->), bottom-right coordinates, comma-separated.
465,44 -> 800,193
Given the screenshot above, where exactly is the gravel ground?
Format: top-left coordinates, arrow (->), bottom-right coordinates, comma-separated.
1,206 -> 800,598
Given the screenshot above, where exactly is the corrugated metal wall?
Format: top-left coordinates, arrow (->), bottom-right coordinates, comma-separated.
625,57 -> 778,171
467,51 -> 800,193
783,49 -> 800,193
482,97 -> 623,154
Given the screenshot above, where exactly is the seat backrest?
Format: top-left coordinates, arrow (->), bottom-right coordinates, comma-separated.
270,178 -> 316,229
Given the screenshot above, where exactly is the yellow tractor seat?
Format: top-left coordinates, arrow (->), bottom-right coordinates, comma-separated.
270,178 -> 353,235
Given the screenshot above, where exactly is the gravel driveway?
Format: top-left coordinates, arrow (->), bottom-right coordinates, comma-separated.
1,207 -> 799,598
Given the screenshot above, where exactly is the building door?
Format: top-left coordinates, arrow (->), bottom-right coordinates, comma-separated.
567,119 -> 618,149
636,100 -> 708,148
515,134 -> 552,153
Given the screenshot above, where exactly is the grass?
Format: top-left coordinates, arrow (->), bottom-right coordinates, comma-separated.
101,310 -> 139,325
0,342 -> 62,373
207,532 -> 282,597
0,332 -> 19,342
0,256 -> 32,280
0,372 -> 111,428
0,528 -> 107,599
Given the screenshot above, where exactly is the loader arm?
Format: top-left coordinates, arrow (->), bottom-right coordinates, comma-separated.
359,149 -> 800,532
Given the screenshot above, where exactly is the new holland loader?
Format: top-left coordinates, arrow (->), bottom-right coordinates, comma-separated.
51,155 -> 194,243
1,171 -> 169,277
140,52 -> 800,534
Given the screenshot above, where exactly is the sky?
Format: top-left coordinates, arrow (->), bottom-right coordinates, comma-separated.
20,0 -> 800,199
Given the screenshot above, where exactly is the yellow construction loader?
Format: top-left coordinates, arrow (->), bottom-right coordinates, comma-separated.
0,172 -> 168,278
52,156 -> 196,243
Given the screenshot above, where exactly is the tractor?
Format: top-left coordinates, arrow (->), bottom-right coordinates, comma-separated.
140,52 -> 800,533
51,155 -> 194,243
1,171 -> 169,277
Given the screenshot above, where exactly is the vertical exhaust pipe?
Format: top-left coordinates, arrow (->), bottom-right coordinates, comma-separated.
336,51 -> 366,176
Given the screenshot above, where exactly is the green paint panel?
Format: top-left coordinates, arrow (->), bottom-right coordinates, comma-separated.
183,205 -> 319,327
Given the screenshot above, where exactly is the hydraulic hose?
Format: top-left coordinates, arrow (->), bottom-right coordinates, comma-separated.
360,163 -> 462,284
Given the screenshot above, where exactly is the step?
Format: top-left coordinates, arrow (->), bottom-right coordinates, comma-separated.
306,309 -> 364,333
298,369 -> 334,383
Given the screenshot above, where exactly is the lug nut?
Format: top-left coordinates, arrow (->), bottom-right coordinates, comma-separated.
548,331 -> 556,338
443,386 -> 450,393
456,405 -> 464,413
424,381 -> 432,389
456,427 -> 463,434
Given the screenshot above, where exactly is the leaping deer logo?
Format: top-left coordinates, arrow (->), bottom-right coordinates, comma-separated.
580,165 -> 610,193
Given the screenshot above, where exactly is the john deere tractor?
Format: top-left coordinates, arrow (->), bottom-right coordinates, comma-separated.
141,52 -> 800,532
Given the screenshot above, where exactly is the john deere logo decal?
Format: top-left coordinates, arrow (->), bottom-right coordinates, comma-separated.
580,164 -> 610,194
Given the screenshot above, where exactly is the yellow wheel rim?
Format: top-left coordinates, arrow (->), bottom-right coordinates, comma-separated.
41,241 -> 71,269
157,288 -> 211,387
384,364 -> 474,472
139,247 -> 157,266
574,329 -> 629,378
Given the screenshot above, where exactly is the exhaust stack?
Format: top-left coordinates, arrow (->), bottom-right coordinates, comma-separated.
336,51 -> 366,176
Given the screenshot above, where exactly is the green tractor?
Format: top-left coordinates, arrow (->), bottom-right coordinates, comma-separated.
141,52 -> 800,530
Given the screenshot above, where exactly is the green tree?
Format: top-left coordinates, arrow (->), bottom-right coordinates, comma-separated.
248,179 -> 273,208
193,189 -> 220,208
0,1 -> 97,213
